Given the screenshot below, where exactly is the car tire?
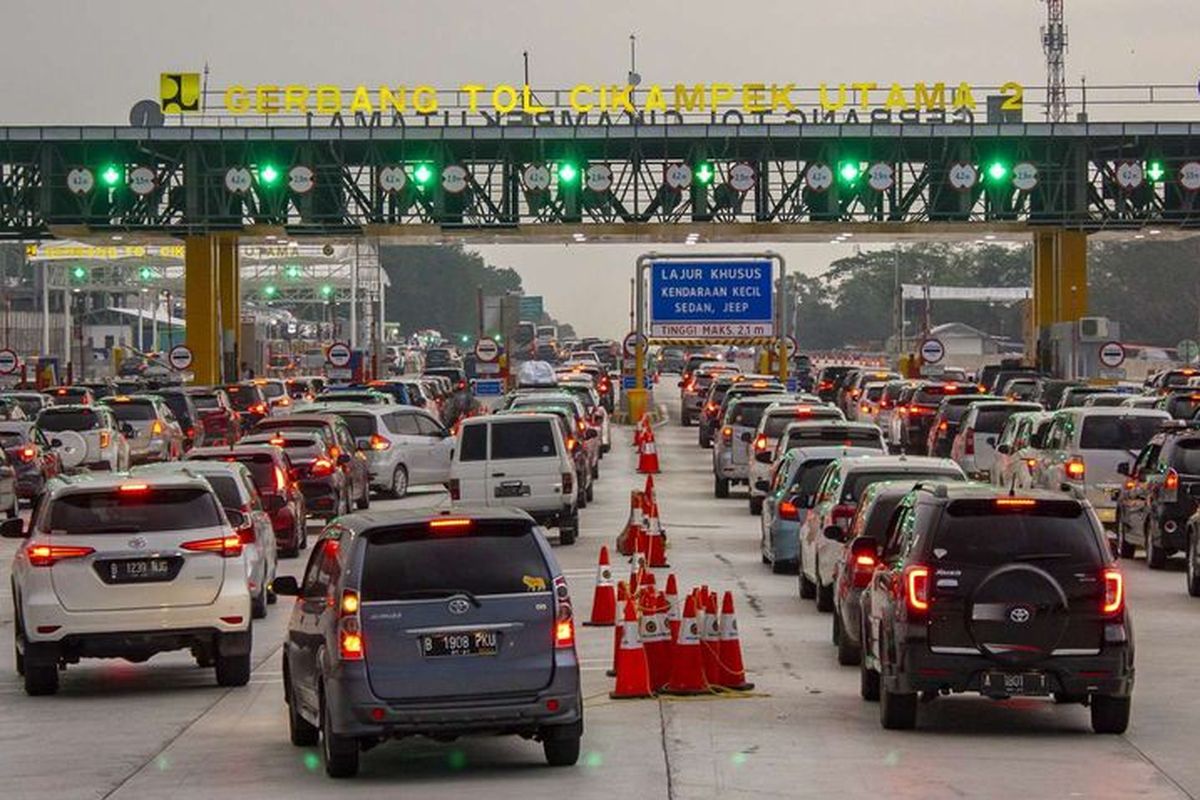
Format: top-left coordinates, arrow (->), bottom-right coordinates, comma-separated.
577,487 -> 588,510
835,615 -> 862,666
749,496 -> 763,516
714,477 -> 730,499
251,589 -> 268,620
393,463 -> 418,499
700,436 -> 712,449
1090,694 -> 1131,734
1188,531 -> 1200,598
559,514 -> 579,546
355,482 -> 369,510
23,661 -> 59,696
1146,521 -> 1167,569
772,559 -> 798,575
860,662 -> 880,702
590,461 -> 599,480
680,413 -> 691,427
286,668 -> 319,747
602,442 -> 611,454
799,560 -> 817,600
816,579 -> 834,613
321,689 -> 360,778
543,733 -> 582,767
880,686 -> 918,730
1117,517 -> 1136,559
215,645 -> 251,687
762,552 -> 771,565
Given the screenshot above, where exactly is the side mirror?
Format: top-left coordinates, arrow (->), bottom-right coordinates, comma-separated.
677,380 -> 685,387
121,423 -> 136,437
585,428 -> 599,440
755,451 -> 773,464
51,437 -> 63,448
754,479 -> 769,492
823,524 -> 845,542
224,508 -> 247,530
996,443 -> 1011,455
272,575 -> 300,596
0,517 -> 26,539
986,436 -> 997,448
262,493 -> 286,513
740,432 -> 753,443
337,453 -> 351,465
1116,462 -> 1130,476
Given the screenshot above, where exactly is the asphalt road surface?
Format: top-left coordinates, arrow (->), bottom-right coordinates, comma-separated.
3,392 -> 1200,799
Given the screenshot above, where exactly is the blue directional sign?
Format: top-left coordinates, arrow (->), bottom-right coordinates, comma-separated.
472,379 -> 504,397
649,259 -> 774,337
621,374 -> 653,390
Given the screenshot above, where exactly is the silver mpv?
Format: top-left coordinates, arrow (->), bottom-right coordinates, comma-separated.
273,507 -> 583,778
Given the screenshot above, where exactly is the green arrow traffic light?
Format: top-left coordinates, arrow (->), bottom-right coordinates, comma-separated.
258,163 -> 281,185
694,162 -> 714,185
1146,161 -> 1166,183
838,161 -> 861,184
412,163 -> 434,186
557,162 -> 579,183
986,161 -> 1009,182
100,165 -> 122,187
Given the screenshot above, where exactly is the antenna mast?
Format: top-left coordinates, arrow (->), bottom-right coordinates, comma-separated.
1040,0 -> 1068,122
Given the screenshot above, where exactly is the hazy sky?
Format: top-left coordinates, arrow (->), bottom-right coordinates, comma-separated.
2,0 -> 1196,338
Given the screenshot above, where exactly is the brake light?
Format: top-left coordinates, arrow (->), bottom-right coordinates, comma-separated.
1065,457 -> 1086,481
818,380 -> 833,391
99,430 -> 111,449
851,550 -> 876,589
329,445 -> 341,459
369,434 -> 391,451
861,404 -> 871,414
722,426 -> 733,444
310,457 -> 334,477
18,445 -> 37,461
186,426 -> 196,439
429,517 -> 473,530
1102,569 -> 1124,615
235,522 -> 256,545
118,483 -> 149,493
26,544 -> 94,567
566,435 -> 577,452
1025,458 -> 1038,469
1165,468 -> 1180,492
181,535 -> 243,557
562,471 -> 574,495
996,498 -> 1037,507
879,400 -> 891,409
779,500 -> 799,520
251,403 -> 268,415
705,402 -> 717,413
831,504 -> 856,526
554,575 -> 575,649
905,565 -> 930,613
937,421 -> 948,432
753,434 -> 769,452
278,396 -> 291,407
448,478 -> 461,501
272,465 -> 289,495
339,589 -> 364,660
943,385 -> 958,393
964,427 -> 975,456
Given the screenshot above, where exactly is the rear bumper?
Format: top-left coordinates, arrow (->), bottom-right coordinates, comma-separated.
890,644 -> 1134,698
22,626 -> 251,663
714,451 -> 748,480
326,660 -> 583,738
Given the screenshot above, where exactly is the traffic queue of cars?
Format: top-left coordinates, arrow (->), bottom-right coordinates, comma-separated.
675,359 -> 1138,734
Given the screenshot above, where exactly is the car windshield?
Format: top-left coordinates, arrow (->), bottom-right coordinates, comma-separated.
105,402 -> 156,422
37,409 -> 102,432
934,500 -> 1103,566
361,522 -> 551,600
841,470 -> 963,503
47,487 -> 223,534
1079,415 -> 1164,451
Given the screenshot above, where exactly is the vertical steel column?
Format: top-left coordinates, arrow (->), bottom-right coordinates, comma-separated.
217,236 -> 240,381
185,236 -> 220,385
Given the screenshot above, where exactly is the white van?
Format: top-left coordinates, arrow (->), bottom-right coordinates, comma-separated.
449,414 -> 579,544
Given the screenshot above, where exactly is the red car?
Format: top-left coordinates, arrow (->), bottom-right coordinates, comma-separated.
184,444 -> 308,557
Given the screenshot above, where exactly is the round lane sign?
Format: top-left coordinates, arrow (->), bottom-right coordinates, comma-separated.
0,348 -> 18,375
474,337 -> 499,363
623,331 -> 646,358
326,342 -> 352,368
167,344 -> 193,372
1098,340 -> 1126,368
782,335 -> 798,356
919,338 -> 946,365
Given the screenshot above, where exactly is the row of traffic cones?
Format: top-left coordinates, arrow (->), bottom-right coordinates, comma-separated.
616,475 -> 668,566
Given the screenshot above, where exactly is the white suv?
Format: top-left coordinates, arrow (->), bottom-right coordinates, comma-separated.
35,404 -> 129,472
5,472 -> 253,695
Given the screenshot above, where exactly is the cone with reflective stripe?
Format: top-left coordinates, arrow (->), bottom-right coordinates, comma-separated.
718,591 -> 754,690
644,493 -> 669,568
643,474 -> 656,506
607,582 -> 629,677
584,546 -> 617,627
665,574 -> 681,641
637,425 -> 660,474
610,600 -> 654,699
664,595 -> 709,695
635,571 -> 657,611
633,414 -> 647,448
701,592 -> 723,686
617,490 -> 644,556
640,591 -> 674,691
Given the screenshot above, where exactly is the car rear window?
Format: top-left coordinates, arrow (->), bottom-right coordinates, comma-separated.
763,409 -> 843,438
1079,415 -> 1164,451
916,385 -> 981,404
974,406 -> 1039,433
257,382 -> 285,399
157,394 -> 191,422
0,431 -> 25,448
862,494 -> 906,539
199,474 -> 242,508
1169,439 -> 1200,474
361,522 -> 551,600
786,427 -> 884,449
933,500 -> 1103,566
37,409 -> 102,431
727,402 -> 771,428
243,436 -> 323,459
788,460 -> 834,499
491,420 -> 557,459
225,388 -> 260,411
106,402 -> 156,422
841,470 -> 963,503
190,393 -> 221,410
864,385 -> 884,402
47,487 -> 223,534
187,452 -> 278,490
337,414 -> 377,438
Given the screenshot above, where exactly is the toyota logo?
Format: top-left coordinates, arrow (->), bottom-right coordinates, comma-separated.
1008,607 -> 1032,624
447,598 -> 471,615
128,536 -> 148,550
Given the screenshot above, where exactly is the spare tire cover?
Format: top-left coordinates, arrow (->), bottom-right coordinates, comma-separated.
967,563 -> 1069,667
54,430 -> 88,469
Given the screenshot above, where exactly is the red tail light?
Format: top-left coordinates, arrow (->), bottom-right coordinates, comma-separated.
722,426 -> 733,444
186,426 -> 196,439
705,402 -> 717,413
753,434 -> 769,452
879,400 -> 891,410
274,465 -> 289,493
310,457 -> 335,477
937,421 -> 948,432
278,396 -> 291,407
818,380 -> 833,391
964,427 -> 975,456
779,500 -> 799,520
831,504 -> 856,526
905,565 -> 931,613
181,535 -> 243,558
18,445 -> 37,462
339,589 -> 364,660
562,471 -> 574,495
554,576 -> 575,648
1025,458 -> 1038,470
1165,467 -> 1180,492
1102,569 -> 1124,615
566,435 -> 577,452
851,551 -> 877,589
448,478 -> 461,501
1065,457 -> 1086,481
369,434 -> 391,451
26,544 -> 95,567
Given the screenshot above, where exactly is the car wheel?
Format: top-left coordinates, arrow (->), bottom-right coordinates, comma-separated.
321,688 -> 360,778
543,732 -> 582,767
1188,531 -> 1200,598
559,513 -> 579,546
586,482 -> 594,503
23,661 -> 59,697
390,465 -> 409,499
602,443 -> 611,454
714,477 -> 730,499
860,661 -> 880,702
816,579 -> 834,613
1146,521 -> 1167,569
286,667 -> 319,746
749,496 -> 763,516
214,642 -> 251,687
798,556 -> 816,599
880,685 -> 918,730
836,615 -> 862,666
251,589 -> 268,620
1117,516 -> 1136,559
590,461 -> 599,480
1090,694 -> 1131,734
355,482 -> 370,510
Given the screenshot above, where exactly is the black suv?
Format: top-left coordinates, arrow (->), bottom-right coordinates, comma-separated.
859,483 -> 1133,733
1117,421 -> 1200,569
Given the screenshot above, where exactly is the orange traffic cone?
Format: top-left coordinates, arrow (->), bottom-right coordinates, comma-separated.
664,595 -> 709,695
607,582 -> 629,677
632,414 -> 646,448
643,473 -> 656,505
644,495 -> 669,568
701,592 -> 723,686
640,591 -> 673,691
718,591 -> 755,690
611,599 -> 654,699
665,574 -> 681,642
584,546 -> 617,627
637,425 -> 660,474
636,571 -> 657,610
617,490 -> 645,556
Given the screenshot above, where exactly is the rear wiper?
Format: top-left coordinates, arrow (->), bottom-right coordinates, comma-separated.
87,526 -> 142,535
389,589 -> 482,607
1013,552 -> 1073,561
